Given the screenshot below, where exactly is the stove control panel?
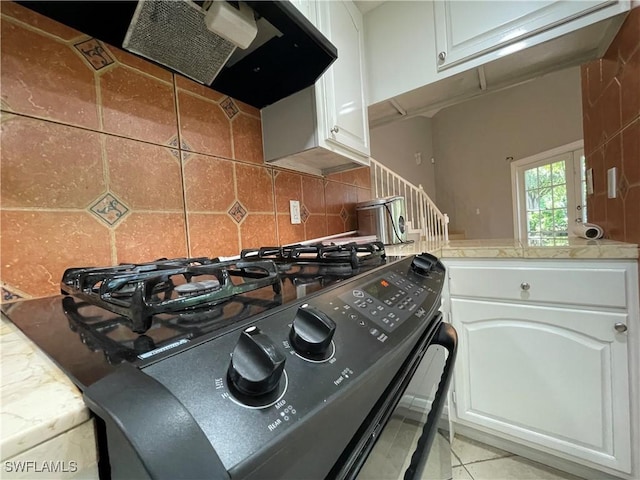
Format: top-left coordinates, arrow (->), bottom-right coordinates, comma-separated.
142,254 -> 445,475
337,269 -> 434,334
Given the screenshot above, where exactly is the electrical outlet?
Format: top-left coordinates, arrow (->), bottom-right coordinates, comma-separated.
290,200 -> 301,224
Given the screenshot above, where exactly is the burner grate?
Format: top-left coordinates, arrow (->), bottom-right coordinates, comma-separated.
62,293 -> 281,365
61,257 -> 282,333
239,241 -> 386,272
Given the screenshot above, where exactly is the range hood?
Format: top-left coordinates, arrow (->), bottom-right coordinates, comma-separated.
17,1 -> 337,109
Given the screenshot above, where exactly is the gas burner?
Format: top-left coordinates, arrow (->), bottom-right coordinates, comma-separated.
61,258 -> 282,333
239,241 -> 386,272
174,279 -> 221,296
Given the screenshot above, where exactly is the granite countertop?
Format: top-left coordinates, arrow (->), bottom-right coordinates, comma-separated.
385,237 -> 639,260
0,315 -> 90,462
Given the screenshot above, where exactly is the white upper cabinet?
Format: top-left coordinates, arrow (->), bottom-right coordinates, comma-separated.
289,0 -> 315,25
364,0 -> 630,125
434,1 -> 614,71
261,0 -> 370,176
316,1 -> 370,156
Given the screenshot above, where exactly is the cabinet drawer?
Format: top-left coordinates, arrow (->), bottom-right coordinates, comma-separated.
448,265 -> 628,308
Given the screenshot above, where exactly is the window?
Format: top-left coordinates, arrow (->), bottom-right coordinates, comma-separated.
511,141 -> 586,245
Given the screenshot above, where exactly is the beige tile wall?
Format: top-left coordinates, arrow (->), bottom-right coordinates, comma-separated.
581,7 -> 639,244
0,2 -> 372,300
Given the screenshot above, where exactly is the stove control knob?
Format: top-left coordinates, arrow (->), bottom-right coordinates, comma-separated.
228,326 -> 286,397
290,306 -> 336,359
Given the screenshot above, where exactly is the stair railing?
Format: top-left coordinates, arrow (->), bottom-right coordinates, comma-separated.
370,158 -> 449,244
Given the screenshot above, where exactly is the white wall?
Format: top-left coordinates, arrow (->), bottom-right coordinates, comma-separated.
432,67 -> 584,238
369,116 -> 436,200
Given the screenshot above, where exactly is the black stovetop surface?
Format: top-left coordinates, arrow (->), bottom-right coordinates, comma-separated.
2,247 -> 399,389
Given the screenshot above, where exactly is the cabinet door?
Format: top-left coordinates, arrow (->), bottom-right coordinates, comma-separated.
316,1 -> 370,157
451,298 -> 631,473
289,0 -> 314,25
434,0 -> 612,70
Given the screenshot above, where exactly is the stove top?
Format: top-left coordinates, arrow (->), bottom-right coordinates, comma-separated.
2,243 -> 453,480
2,242 -> 390,388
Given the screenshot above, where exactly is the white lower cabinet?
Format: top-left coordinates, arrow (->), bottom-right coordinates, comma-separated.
444,259 -> 639,477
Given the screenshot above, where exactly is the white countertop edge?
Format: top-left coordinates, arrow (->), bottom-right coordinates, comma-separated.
1,317 -> 90,461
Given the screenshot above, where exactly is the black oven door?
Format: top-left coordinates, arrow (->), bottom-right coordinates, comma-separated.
329,317 -> 458,480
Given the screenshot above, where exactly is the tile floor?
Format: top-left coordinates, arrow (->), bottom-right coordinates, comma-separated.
451,435 -> 584,480
356,412 -> 586,480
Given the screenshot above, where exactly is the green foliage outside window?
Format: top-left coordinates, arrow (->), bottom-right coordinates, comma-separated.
525,160 -> 569,244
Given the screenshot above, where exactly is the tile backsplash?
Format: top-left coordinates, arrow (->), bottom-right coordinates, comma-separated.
0,2 -> 372,300
581,6 -> 639,245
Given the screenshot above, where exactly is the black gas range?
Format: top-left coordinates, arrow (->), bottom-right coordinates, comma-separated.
1,241 -> 456,480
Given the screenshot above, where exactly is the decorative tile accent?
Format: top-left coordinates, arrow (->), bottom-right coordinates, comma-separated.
90,192 -> 129,226
220,97 -> 239,119
167,136 -> 180,158
181,139 -> 193,160
2,287 -> 23,303
618,173 -> 629,199
167,135 -> 193,160
228,201 -> 247,223
340,207 -> 348,222
74,38 -> 114,70
301,205 -> 310,223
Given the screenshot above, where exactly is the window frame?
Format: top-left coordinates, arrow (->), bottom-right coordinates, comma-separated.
510,140 -> 584,241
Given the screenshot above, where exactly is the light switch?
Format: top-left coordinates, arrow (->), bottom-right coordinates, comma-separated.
607,167 -> 617,199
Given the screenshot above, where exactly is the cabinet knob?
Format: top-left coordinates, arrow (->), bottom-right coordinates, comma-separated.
438,51 -> 447,62
330,126 -> 339,134
520,282 -> 530,291
614,322 -> 628,333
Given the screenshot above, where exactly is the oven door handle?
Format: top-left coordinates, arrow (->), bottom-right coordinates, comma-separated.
403,322 -> 458,480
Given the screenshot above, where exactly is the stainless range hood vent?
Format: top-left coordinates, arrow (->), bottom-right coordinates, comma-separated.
123,0 -> 236,86
17,0 -> 338,108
